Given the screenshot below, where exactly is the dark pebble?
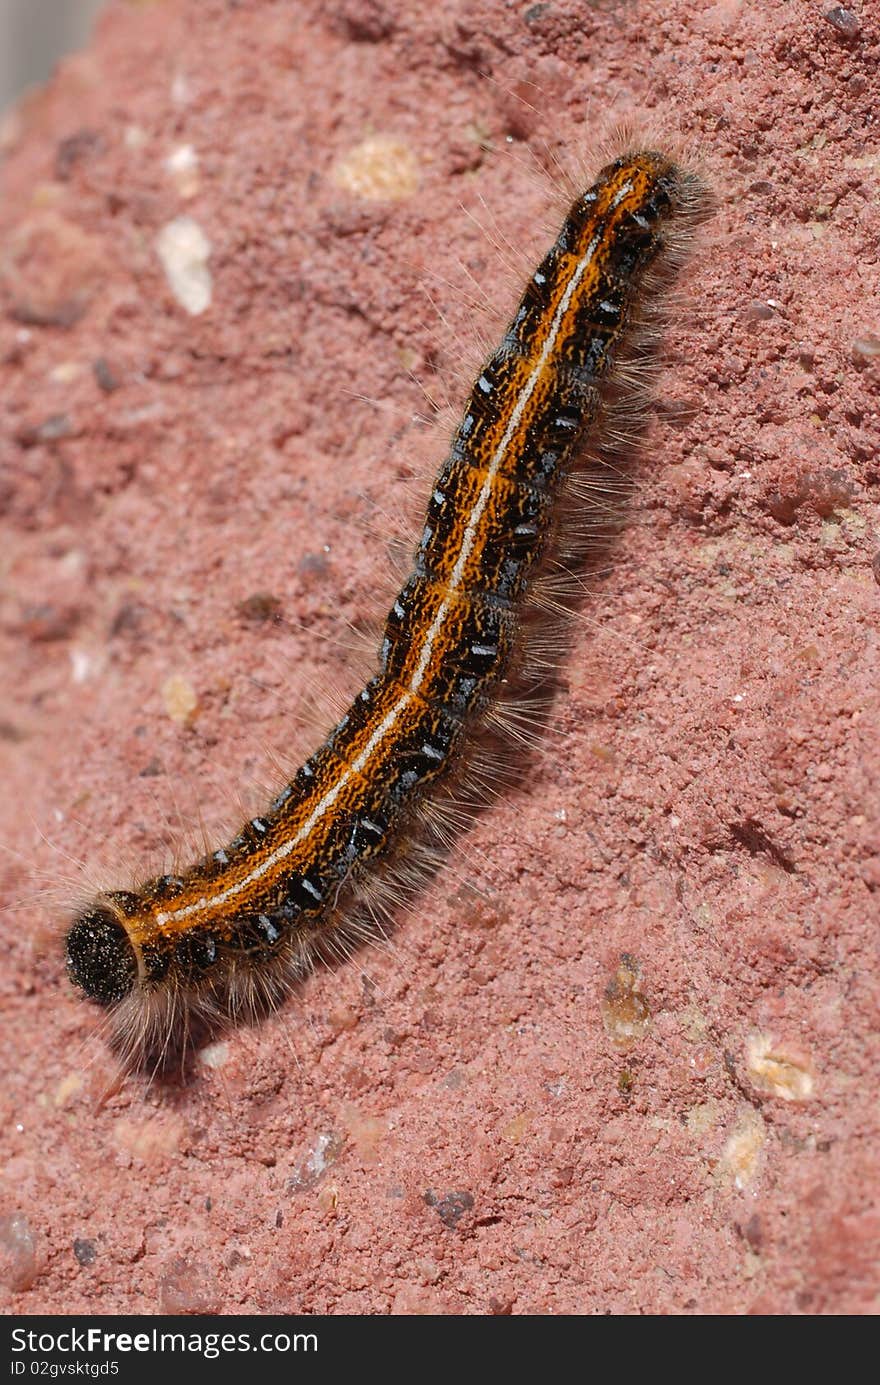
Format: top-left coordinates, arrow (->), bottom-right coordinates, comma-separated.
824,8 -> 861,40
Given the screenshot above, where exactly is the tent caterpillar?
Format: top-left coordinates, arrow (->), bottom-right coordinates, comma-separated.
65,147 -> 710,1071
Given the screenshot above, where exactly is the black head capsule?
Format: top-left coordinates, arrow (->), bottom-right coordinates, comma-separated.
66,902 -> 138,1006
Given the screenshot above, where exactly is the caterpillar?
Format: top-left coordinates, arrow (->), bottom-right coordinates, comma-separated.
64,147 -> 710,1072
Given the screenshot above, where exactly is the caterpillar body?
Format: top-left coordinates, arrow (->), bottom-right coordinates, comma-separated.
65,149 -> 709,1070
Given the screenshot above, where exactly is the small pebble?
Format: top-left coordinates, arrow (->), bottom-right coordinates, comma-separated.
3,214 -> 104,327
237,591 -> 283,624
164,144 -> 200,198
746,1034 -> 815,1101
824,7 -> 861,40
155,216 -> 212,315
743,299 -> 775,323
852,332 -> 880,364
424,1190 -> 474,1229
721,1111 -> 766,1190
601,954 -> 652,1050
160,1256 -> 216,1314
198,1041 -> 230,1069
332,137 -> 419,201
162,673 -> 199,725
0,1213 -> 38,1291
93,356 -> 122,392
55,129 -> 102,181
287,1132 -> 344,1191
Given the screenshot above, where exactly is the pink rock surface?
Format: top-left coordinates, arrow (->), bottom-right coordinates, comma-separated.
0,0 -> 877,1316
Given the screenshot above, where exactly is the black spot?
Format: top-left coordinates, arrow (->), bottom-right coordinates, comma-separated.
138,937 -> 172,986
174,929 -> 218,977
229,913 -> 287,959
147,874 -> 186,903
594,296 -> 623,329
286,873 -> 325,913
351,814 -> 388,854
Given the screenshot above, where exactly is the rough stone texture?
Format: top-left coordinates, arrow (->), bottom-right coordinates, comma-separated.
0,0 -> 877,1316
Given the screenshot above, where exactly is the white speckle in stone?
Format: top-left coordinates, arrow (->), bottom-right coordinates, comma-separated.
745,1033 -> 814,1101
171,72 -> 191,105
721,1109 -> 765,1190
198,1042 -> 230,1070
70,648 -> 96,684
156,217 -> 212,316
165,144 -> 199,198
49,361 -> 82,384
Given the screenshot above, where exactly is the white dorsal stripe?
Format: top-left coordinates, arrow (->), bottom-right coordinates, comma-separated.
156,229 -> 604,929
406,231 -> 601,697
611,179 -> 635,210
